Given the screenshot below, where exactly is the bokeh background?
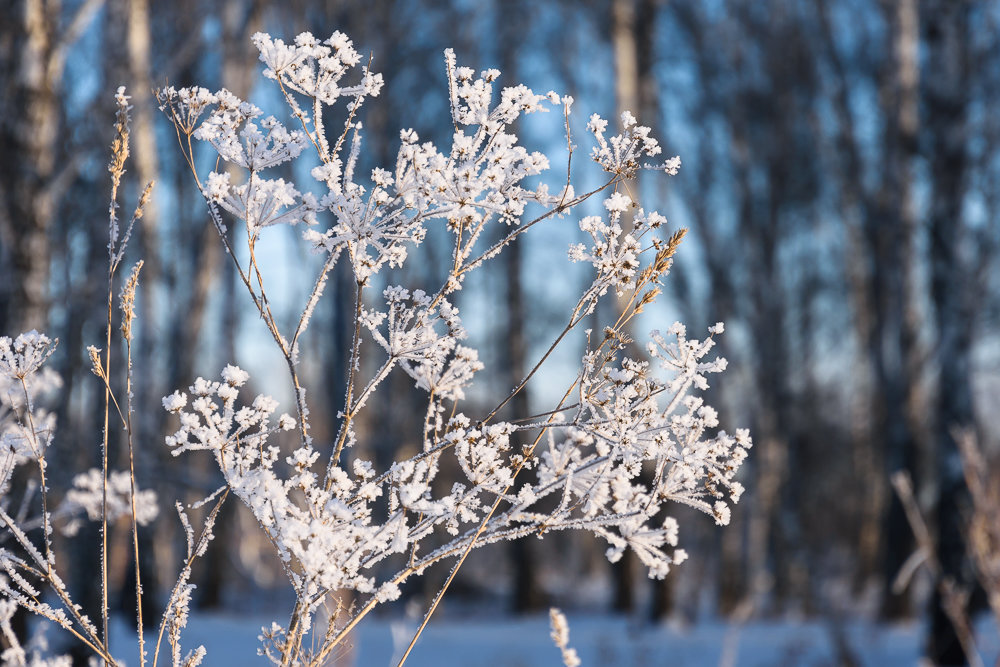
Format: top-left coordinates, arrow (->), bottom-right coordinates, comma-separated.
2,0 -> 999,664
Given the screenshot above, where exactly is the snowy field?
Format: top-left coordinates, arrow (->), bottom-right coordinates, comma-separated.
108,612 -> 999,666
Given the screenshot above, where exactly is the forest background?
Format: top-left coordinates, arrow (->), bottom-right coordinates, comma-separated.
1,0 -> 998,663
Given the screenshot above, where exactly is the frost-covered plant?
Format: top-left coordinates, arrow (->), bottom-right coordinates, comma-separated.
0,332 -> 159,667
549,608 -> 580,667
0,89 -> 163,667
0,29 -> 750,667
153,30 -> 751,665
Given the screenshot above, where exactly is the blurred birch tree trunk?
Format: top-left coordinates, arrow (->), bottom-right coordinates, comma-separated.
0,0 -> 102,332
873,0 -> 924,621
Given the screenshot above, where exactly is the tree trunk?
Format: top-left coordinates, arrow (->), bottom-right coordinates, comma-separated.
876,0 -> 924,621
922,1 -> 974,662
0,0 -> 60,333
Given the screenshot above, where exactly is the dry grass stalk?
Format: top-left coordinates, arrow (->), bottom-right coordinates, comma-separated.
99,88 -> 156,665
120,259 -> 146,666
890,470 -> 984,667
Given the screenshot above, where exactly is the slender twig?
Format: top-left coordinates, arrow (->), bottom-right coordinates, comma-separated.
150,489 -> 229,667
0,504 -> 112,663
557,100 -> 575,210
482,282 -> 600,424
458,178 -> 617,279
90,370 -> 128,427
291,251 -> 340,350
17,380 -> 54,571
890,471 -> 984,667
100,240 -> 114,659
121,261 -> 147,667
326,281 -> 365,482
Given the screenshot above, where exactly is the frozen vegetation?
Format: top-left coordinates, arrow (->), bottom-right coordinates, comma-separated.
0,29 -> 751,666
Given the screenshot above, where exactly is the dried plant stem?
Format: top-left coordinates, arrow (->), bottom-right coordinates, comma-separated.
291,251 -> 339,350
322,487 -> 649,665
170,135 -> 318,451
557,102 -> 575,210
279,596 -> 311,667
0,557 -> 111,659
147,40 -> 714,667
16,382 -> 51,567
459,179 -> 616,279
125,336 -> 146,665
312,93 -> 330,159
890,471 -> 984,667
100,278 -> 113,659
326,281 -> 365,482
483,280 -> 601,425
151,489 -> 229,667
952,429 -> 1000,635
199,197 -> 315,451
101,92 -> 127,660
246,237 -> 312,448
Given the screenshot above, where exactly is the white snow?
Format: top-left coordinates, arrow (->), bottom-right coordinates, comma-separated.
107,612 -> 1000,666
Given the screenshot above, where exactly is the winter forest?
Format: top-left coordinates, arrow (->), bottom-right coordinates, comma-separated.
1,0 -> 1000,665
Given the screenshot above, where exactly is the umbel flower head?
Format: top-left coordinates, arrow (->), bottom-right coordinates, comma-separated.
0,331 -> 57,381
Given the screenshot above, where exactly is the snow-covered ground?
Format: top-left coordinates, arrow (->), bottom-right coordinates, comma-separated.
108,612 -> 999,666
